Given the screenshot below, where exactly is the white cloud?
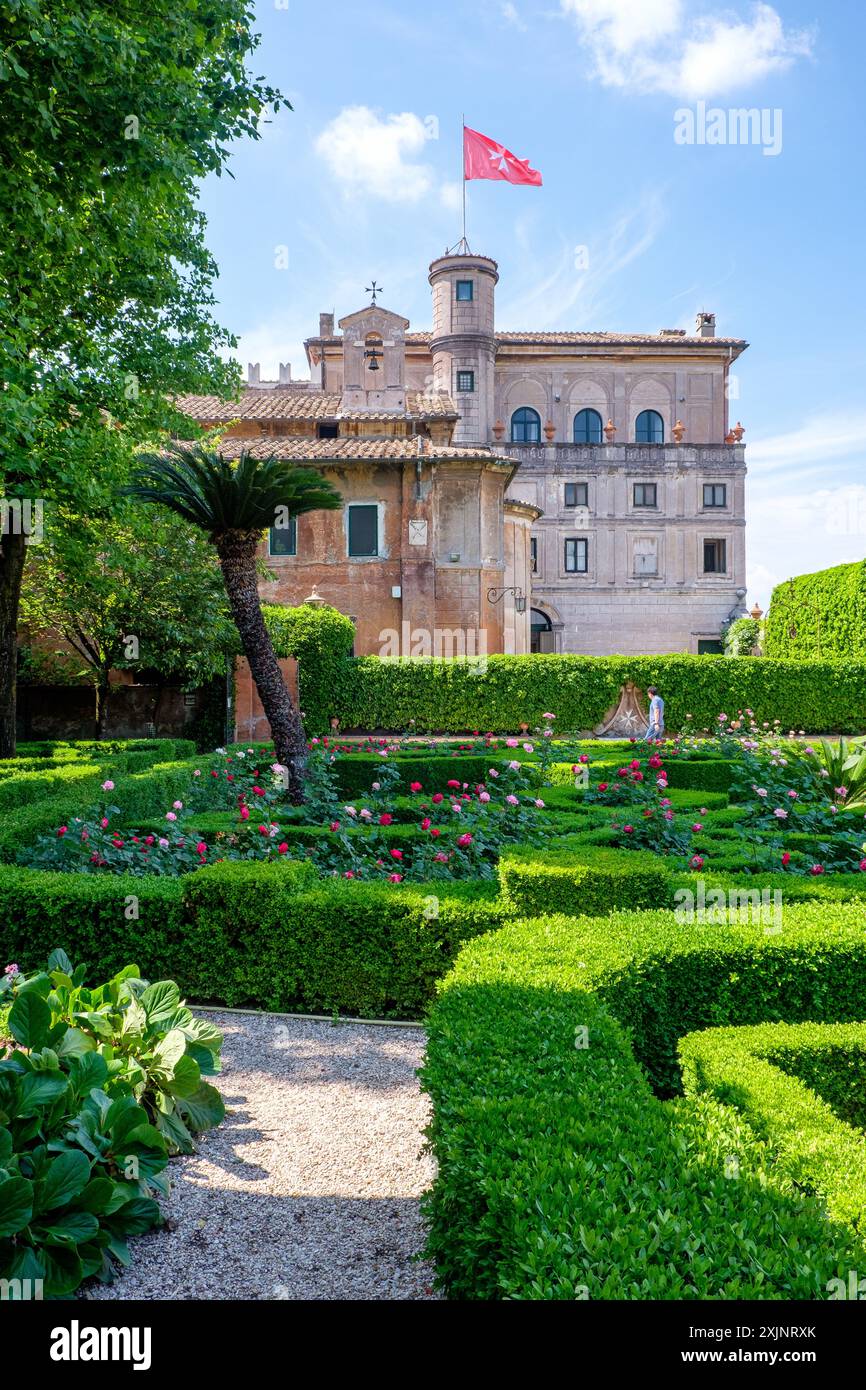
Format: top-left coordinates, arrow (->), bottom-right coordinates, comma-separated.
498,189 -> 666,328
745,412 -> 866,607
748,411 -> 866,473
561,1 -> 814,97
314,106 -> 436,203
501,1 -> 528,30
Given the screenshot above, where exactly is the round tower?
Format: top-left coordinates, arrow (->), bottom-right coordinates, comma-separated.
429,253 -> 498,445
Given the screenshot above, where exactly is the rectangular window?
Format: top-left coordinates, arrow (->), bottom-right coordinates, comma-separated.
698,639 -> 724,655
269,516 -> 297,556
564,482 -> 588,508
455,280 -> 474,301
633,545 -> 658,576
633,482 -> 657,508
456,370 -> 475,393
703,538 -> 727,574
703,483 -> 727,508
317,421 -> 339,439
564,538 -> 588,574
530,537 -> 538,573
347,504 -> 379,557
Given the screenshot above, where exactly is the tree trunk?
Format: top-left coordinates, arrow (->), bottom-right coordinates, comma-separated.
0,529 -> 27,758
95,669 -> 112,740
215,531 -> 307,802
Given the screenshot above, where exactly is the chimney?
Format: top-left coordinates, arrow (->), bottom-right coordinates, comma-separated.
279,362 -> 292,385
319,312 -> 334,338
247,362 -> 261,385
696,311 -> 716,338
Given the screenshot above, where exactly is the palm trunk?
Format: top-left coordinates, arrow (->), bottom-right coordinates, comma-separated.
215,530 -> 307,802
0,529 -> 27,758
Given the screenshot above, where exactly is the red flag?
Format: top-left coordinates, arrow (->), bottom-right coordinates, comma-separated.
463,126 -> 542,186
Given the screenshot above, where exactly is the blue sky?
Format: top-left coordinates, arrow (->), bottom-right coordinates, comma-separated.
198,0 -> 866,612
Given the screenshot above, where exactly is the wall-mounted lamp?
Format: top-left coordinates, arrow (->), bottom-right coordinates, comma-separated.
488,586 -> 527,614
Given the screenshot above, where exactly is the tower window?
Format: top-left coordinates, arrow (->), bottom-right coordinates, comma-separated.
703,483 -> 727,508
269,516 -> 297,557
511,407 -> 542,443
347,504 -> 379,557
456,370 -> 475,393
530,537 -> 538,573
635,409 -> 665,443
455,280 -> 474,301
703,538 -> 727,574
573,408 -> 603,444
317,422 -> 339,439
564,538 -> 588,573
633,482 -> 657,508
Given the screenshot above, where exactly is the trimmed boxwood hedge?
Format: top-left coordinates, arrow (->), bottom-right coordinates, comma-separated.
334,653 -> 866,734
0,862 -> 508,1019
680,1021 -> 866,1234
498,845 -> 667,917
764,561 -> 866,660
421,908 -> 866,1299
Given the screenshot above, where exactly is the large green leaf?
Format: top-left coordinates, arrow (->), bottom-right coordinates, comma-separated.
34,1209 -> 100,1246
140,981 -> 181,1030
153,1028 -> 188,1072
0,1175 -> 33,1237
47,948 -> 75,977
165,1053 -> 201,1098
8,992 -> 52,1049
40,1244 -> 84,1296
75,1176 -> 117,1215
16,1073 -> 68,1116
57,1027 -> 95,1059
33,1150 -> 90,1215
177,1081 -> 225,1135
104,1196 -> 161,1236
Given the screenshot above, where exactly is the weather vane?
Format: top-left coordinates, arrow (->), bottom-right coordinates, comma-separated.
365,279 -> 383,306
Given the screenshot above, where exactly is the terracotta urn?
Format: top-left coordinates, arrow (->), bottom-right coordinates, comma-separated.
603,418 -> 616,442
732,421 -> 745,442
672,419 -> 685,444
544,419 -> 556,441
725,430 -> 736,444
493,418 -> 505,440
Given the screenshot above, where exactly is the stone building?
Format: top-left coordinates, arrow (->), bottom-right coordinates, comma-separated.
178,249 -> 748,657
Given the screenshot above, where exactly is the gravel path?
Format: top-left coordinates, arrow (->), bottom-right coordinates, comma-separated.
87,1012 -> 439,1301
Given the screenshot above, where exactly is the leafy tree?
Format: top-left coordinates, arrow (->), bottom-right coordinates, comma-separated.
0,0 -> 283,753
125,444 -> 343,799
20,503 -> 236,737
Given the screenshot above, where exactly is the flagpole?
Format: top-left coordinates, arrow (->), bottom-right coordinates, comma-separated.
461,113 -> 467,251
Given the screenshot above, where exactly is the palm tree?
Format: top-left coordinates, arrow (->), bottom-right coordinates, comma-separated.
124,442 -> 342,801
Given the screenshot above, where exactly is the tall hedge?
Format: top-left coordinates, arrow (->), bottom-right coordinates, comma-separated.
262,603 -> 356,734
764,562 -> 866,659
335,653 -> 866,734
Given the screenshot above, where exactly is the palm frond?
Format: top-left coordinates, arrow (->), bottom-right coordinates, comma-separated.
122,441 -> 343,534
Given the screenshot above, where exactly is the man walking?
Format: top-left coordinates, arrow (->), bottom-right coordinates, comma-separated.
644,686 -> 664,742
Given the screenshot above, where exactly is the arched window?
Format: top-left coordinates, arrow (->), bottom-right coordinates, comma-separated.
573,408 -> 603,444
511,407 -> 542,443
635,409 -> 664,444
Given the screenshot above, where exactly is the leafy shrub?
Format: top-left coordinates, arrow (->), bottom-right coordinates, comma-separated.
336,652 -> 866,734
182,864 -> 506,1017
0,950 -> 224,1297
498,845 -> 667,916
263,602 -> 355,735
421,916 -> 865,1299
764,562 -> 866,660
680,1021 -> 866,1234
